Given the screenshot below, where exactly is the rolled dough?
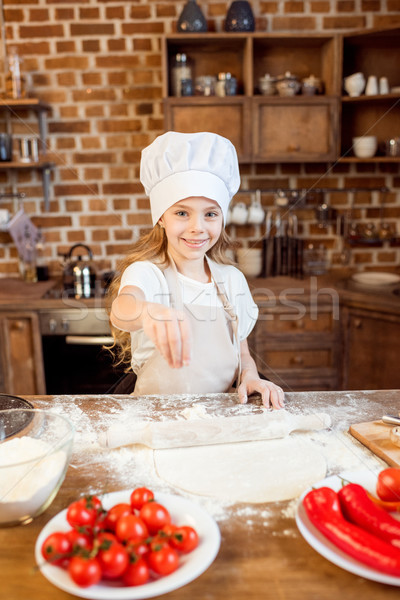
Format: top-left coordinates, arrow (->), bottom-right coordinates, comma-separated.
154,437 -> 326,503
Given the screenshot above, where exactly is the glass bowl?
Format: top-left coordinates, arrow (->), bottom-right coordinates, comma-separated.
0,409 -> 74,527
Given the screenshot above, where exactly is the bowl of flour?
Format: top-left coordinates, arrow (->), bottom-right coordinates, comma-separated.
0,409 -> 74,527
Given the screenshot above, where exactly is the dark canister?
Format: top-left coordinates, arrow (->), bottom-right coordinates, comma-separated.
0,133 -> 12,161
177,0 -> 208,32
225,0 -> 255,32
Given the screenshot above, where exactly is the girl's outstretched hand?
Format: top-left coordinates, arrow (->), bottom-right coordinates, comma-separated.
237,377 -> 285,410
142,302 -> 192,369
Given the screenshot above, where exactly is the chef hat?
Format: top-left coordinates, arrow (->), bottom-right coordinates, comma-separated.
140,131 -> 240,226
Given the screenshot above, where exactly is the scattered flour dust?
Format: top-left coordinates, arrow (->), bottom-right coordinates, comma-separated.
0,437 -> 67,524
45,396 -> 386,529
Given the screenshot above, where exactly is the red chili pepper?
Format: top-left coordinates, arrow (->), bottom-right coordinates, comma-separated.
367,491 -> 400,513
303,487 -> 400,576
338,483 -> 400,548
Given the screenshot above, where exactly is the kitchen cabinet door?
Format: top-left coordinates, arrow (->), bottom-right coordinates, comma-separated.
0,311 -> 46,394
252,97 -> 339,162
248,304 -> 341,391
341,307 -> 400,390
163,97 -> 252,162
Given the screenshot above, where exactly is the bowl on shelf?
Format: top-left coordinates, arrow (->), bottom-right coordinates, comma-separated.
236,248 -> 263,277
0,409 -> 74,527
344,72 -> 366,97
352,135 -> 378,158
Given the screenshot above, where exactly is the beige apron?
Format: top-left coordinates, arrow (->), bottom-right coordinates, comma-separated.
133,257 -> 240,395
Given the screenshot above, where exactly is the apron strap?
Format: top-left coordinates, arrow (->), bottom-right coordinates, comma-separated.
206,257 -> 242,382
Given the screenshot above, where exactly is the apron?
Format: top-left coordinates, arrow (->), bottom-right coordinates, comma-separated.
132,257 -> 241,395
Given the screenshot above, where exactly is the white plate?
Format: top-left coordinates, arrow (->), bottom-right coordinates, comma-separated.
35,491 -> 221,599
296,469 -> 400,586
351,272 -> 400,286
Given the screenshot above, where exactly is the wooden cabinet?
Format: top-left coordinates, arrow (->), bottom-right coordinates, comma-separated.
248,302 -> 341,391
162,33 -> 339,163
162,27 -> 400,165
341,307 -> 400,390
0,311 -> 46,395
0,99 -> 54,209
339,26 -> 400,163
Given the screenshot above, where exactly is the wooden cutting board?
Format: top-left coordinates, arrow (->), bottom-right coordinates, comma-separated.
349,420 -> 400,467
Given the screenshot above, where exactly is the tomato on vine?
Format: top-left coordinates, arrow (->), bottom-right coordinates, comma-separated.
41,532 -> 72,567
147,545 -> 179,576
123,557 -> 150,586
68,556 -> 102,588
170,526 -> 199,553
139,502 -> 171,534
130,487 -> 155,511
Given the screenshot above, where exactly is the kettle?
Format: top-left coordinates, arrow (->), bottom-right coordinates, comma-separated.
62,244 -> 97,298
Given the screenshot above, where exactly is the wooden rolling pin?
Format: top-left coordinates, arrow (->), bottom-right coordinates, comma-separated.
98,411 -> 331,450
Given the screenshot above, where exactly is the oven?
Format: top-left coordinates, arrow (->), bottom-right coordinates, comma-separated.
38,307 -> 126,395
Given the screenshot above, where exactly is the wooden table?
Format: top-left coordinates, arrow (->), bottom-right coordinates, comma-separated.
2,390 -> 400,600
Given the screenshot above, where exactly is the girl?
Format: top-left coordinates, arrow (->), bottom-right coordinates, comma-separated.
109,131 -> 284,409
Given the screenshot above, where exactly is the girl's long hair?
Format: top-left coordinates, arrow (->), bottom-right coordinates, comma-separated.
106,223 -> 236,369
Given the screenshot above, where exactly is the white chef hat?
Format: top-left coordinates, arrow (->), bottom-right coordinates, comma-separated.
140,131 -> 240,226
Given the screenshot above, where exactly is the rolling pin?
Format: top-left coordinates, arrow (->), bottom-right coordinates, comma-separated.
98,411 -> 331,450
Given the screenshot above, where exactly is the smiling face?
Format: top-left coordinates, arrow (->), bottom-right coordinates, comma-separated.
159,197 -> 223,268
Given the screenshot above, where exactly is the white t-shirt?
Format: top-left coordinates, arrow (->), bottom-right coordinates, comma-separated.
119,259 -> 259,372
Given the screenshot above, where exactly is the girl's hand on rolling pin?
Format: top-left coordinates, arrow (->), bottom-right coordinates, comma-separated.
238,378 -> 285,410
142,303 -> 192,369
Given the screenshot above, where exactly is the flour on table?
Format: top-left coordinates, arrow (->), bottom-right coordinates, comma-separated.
154,436 -> 327,503
180,404 -> 211,420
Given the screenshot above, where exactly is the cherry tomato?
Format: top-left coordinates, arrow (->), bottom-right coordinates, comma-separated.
66,500 -> 98,531
116,514 -> 149,543
81,495 -> 103,512
97,541 -> 129,579
160,523 -> 177,537
147,545 -> 179,576
103,503 -> 132,532
148,535 -> 170,552
66,529 -> 93,552
170,526 -> 199,553
377,468 -> 400,502
126,540 -> 149,558
41,532 -> 72,567
139,502 -> 171,535
68,556 -> 102,587
95,531 -> 118,547
123,557 -> 150,586
130,487 -> 154,511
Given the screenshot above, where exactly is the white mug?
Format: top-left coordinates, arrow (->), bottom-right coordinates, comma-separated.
365,75 -> 378,96
230,202 -> 248,225
247,200 -> 265,225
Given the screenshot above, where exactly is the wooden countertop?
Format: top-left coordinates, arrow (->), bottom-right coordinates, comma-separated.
2,390 -> 400,600
1,270 -> 400,314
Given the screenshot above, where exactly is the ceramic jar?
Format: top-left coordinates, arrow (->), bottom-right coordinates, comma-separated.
177,0 -> 208,32
276,72 -> 301,97
258,74 -> 277,96
301,74 -> 322,96
224,0 -> 255,32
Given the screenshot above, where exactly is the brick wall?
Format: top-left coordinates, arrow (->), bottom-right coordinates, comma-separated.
0,0 -> 399,279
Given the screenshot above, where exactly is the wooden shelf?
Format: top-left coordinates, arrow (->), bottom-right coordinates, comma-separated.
0,98 -> 51,111
341,93 -> 400,102
0,99 -> 53,210
0,158 -> 54,169
338,156 -> 400,163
